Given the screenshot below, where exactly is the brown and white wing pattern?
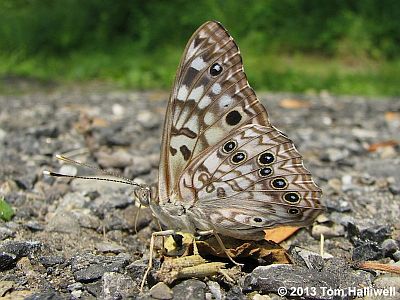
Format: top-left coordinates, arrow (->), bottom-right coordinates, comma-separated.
180,124 -> 323,240
159,21 -> 269,203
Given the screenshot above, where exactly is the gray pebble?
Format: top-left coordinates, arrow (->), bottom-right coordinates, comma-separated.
102,272 -> 136,299
150,282 -> 173,299
381,239 -> 399,255
172,279 -> 206,300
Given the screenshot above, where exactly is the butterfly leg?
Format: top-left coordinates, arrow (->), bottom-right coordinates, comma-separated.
140,229 -> 176,292
197,230 -> 243,266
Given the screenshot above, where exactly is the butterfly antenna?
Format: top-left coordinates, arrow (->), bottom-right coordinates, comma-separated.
55,154 -> 136,185
42,170 -> 140,187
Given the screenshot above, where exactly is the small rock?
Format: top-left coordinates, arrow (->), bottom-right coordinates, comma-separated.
0,252 -> 16,271
46,211 -> 81,234
25,221 -> 44,231
67,282 -> 83,292
71,253 -> 130,283
327,178 -> 342,192
71,290 -> 82,299
126,259 -> 147,281
15,172 -> 37,190
74,264 -> 106,283
324,197 -> 352,212
172,279 -> 206,300
84,282 -> 102,298
102,272 -> 136,300
352,242 -> 384,261
112,103 -> 125,117
312,224 -> 345,238
39,256 -> 65,268
0,226 -> 15,240
392,250 -> 400,261
124,156 -> 153,177
0,240 -> 42,260
322,148 -> 349,162
137,111 -> 160,129
360,225 -> 392,244
381,239 -> 399,255
226,286 -> 246,300
58,164 -> 78,177
389,182 -> 400,195
341,174 -> 353,191
72,210 -> 101,229
95,150 -> 133,169
150,282 -> 173,300
95,242 -> 125,254
207,281 -> 223,300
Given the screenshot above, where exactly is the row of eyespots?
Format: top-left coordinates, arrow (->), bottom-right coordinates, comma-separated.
221,140 -> 301,215
271,178 -> 302,215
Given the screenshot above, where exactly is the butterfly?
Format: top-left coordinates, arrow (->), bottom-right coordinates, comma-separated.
44,20 -> 323,290
135,21 -> 323,243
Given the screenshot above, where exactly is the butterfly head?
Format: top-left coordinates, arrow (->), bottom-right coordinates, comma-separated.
134,185 -> 152,206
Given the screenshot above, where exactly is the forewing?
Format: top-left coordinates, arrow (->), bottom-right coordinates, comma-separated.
159,21 -> 269,202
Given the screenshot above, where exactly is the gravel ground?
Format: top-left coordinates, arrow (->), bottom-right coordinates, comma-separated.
0,85 -> 399,300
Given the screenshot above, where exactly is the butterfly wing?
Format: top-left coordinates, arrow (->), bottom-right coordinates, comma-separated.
159,21 -> 269,203
180,124 -> 323,240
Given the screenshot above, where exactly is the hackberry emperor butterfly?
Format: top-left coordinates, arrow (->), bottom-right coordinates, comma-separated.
138,20 -> 323,242
45,20 -> 323,289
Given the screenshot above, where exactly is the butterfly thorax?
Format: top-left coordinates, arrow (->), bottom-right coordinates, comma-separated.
149,191 -> 213,235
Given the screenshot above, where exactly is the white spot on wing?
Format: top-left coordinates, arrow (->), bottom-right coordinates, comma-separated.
219,95 -> 233,109
186,41 -> 200,61
176,107 -> 189,129
211,83 -> 221,94
186,115 -> 199,134
177,85 -> 188,101
188,85 -> 204,102
191,57 -> 207,71
198,96 -> 211,109
204,127 -> 224,145
204,111 -> 215,126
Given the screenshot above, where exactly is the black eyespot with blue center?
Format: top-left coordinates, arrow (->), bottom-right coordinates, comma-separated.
253,217 -> 263,223
288,208 -> 300,215
222,140 -> 237,153
283,192 -> 301,204
271,177 -> 288,189
231,151 -> 247,164
259,167 -> 273,177
258,152 -> 275,165
210,63 -> 223,76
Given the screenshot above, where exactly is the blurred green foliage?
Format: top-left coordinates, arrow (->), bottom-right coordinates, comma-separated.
0,0 -> 399,96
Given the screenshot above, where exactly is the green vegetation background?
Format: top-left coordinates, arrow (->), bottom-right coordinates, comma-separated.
1,0 -> 399,96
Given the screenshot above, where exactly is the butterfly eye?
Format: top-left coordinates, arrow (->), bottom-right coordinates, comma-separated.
231,151 -> 247,164
210,63 -> 223,76
259,167 -> 273,177
271,177 -> 288,189
287,207 -> 301,215
283,192 -> 301,204
258,152 -> 275,165
222,140 -> 237,153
